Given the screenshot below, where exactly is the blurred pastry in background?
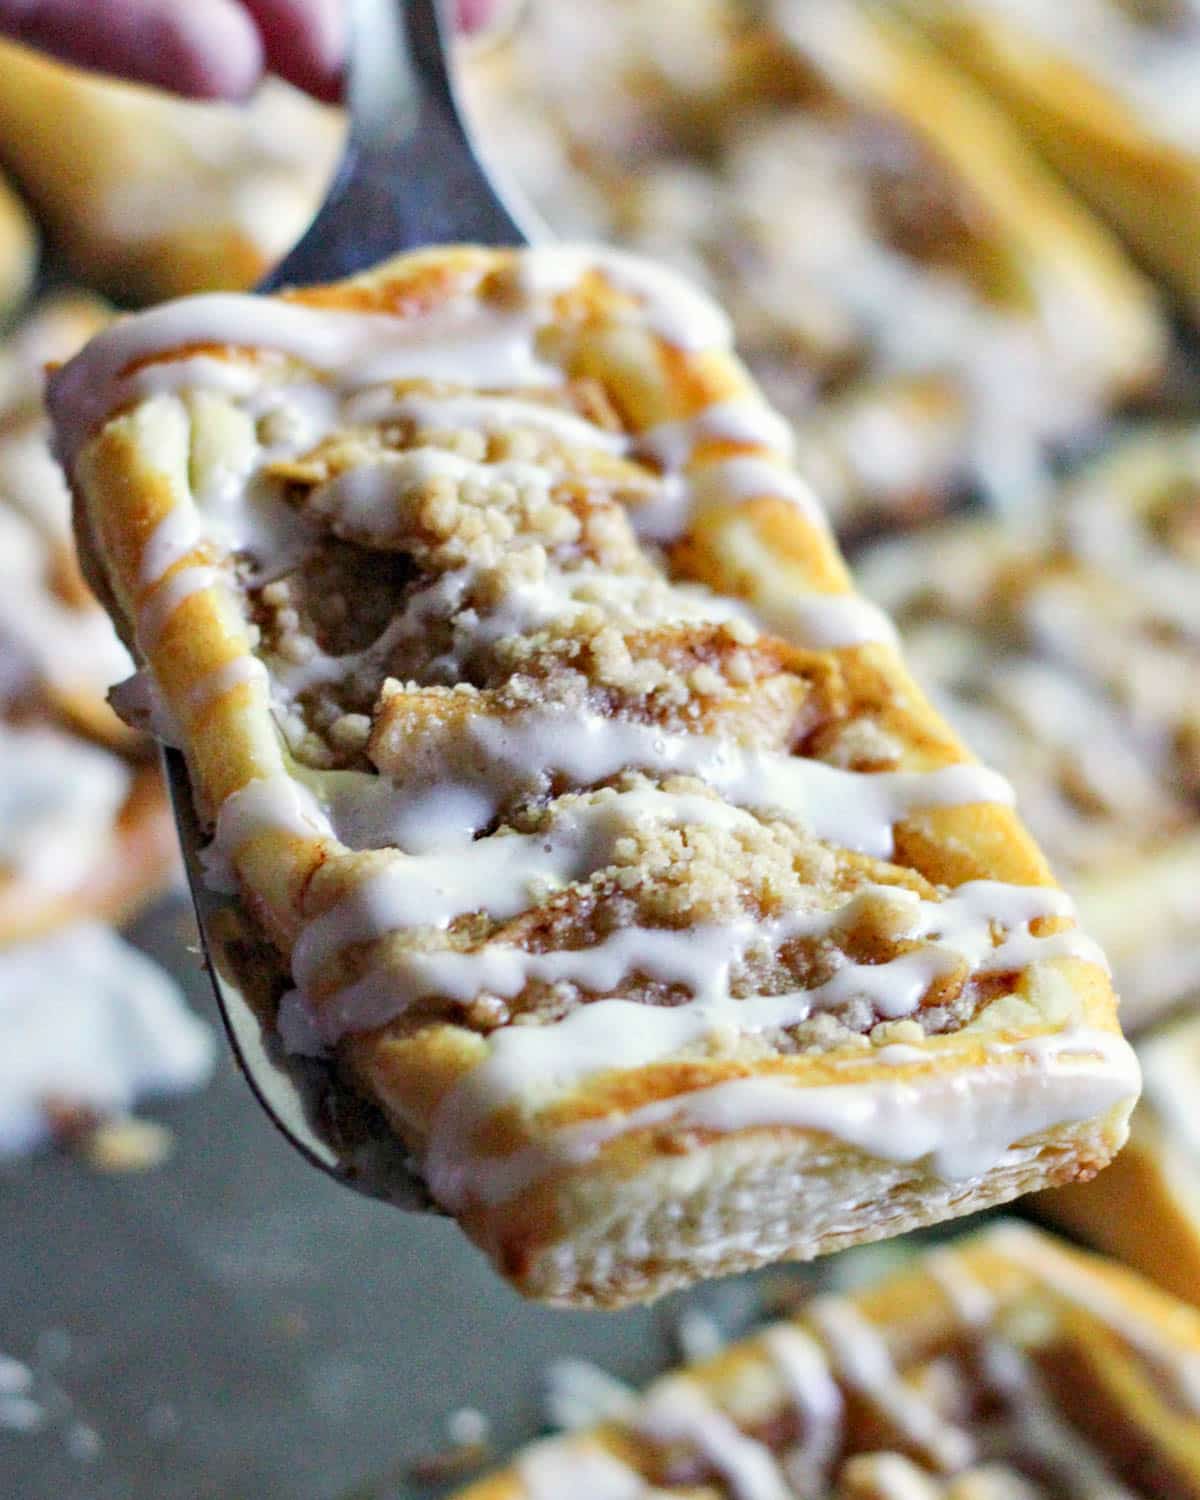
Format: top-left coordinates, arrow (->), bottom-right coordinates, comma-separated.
0,168 -> 37,321
449,1222 -> 1200,1497
0,290 -> 178,940
0,40 -> 343,301
0,292 -> 207,1159
859,425 -> 1200,1035
901,0 -> 1200,326
1036,1009 -> 1200,1311
0,923 -> 214,1162
464,0 -> 1166,527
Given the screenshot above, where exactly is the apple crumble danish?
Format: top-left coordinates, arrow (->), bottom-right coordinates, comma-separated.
0,293 -> 176,942
901,0 -> 1200,325
55,247 -> 1137,1306
465,0 -> 1165,524
859,425 -> 1200,1036
450,1223 -> 1200,1498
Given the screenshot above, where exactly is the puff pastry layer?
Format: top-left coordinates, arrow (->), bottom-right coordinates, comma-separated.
0,41 -> 343,300
56,247 -> 1136,1306
450,1222 -> 1200,1498
900,0 -> 1200,325
859,425 -> 1200,1036
465,0 -> 1165,525
0,294 -> 175,944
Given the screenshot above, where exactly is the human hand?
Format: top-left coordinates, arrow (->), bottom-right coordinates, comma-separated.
0,0 -> 501,102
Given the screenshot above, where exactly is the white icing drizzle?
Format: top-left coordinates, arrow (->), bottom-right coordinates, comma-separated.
350,389 -> 631,455
50,296 -> 564,466
636,1377 -> 792,1500
185,655 -> 270,716
980,1338 -> 1139,1500
424,1025 -> 1139,1211
137,565 -> 222,651
200,773 -> 329,893
986,1222 -> 1200,1415
375,705 -> 1016,861
807,1296 -> 975,1472
517,1440 -> 647,1500
518,244 -> 733,351
759,1324 -> 844,1488
287,868 -> 1102,1049
925,1248 -> 994,1330
638,398 -> 796,470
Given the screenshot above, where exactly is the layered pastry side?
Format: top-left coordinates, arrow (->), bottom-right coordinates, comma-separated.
0,40 -> 344,300
54,246 -> 1138,1306
0,294 -> 211,1158
900,0 -> 1200,324
449,1223 -> 1200,1498
858,425 -> 1200,1038
464,0 -> 1166,528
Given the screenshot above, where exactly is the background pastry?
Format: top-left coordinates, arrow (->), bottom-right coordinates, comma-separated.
464,0 -> 1166,527
0,166 -> 37,321
858,427 -> 1200,1037
449,1222 -> 1200,1498
899,0 -> 1200,326
57,246 -> 1136,1308
1035,1009 -> 1200,1312
0,40 -> 343,301
0,290 -> 178,945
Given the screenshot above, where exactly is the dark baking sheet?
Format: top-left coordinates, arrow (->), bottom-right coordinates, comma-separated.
0,899 -> 685,1500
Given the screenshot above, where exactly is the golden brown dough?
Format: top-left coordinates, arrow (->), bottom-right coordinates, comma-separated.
449,1223 -> 1200,1498
0,40 -> 343,300
56,246 -> 1136,1307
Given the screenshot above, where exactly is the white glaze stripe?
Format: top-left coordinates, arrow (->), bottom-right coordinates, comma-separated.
424,1026 -> 1140,1210
637,1378 -> 792,1500
380,705 -> 1016,861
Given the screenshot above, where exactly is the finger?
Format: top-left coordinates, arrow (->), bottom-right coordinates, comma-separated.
238,0 -> 344,101
456,0 -> 504,32
0,0 -> 266,98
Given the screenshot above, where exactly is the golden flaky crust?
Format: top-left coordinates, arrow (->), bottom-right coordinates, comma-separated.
450,1224 -> 1200,1498
900,0 -> 1200,324
58,247 -> 1136,1306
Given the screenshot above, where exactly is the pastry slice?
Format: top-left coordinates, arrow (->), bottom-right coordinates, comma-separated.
466,0 -> 1166,524
54,246 -> 1137,1307
859,426 -> 1200,1035
1035,1009 -> 1200,1312
449,1223 -> 1200,1497
899,0 -> 1200,325
0,40 -> 343,301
